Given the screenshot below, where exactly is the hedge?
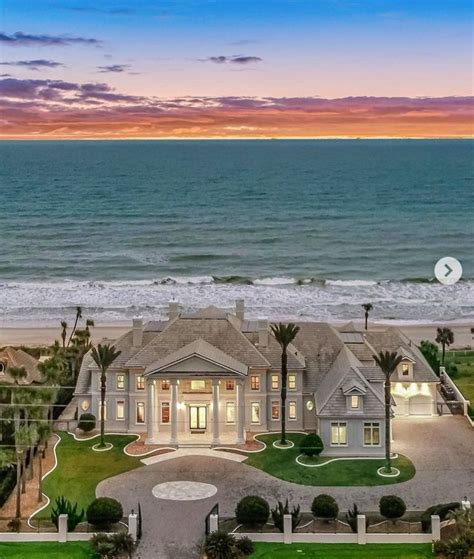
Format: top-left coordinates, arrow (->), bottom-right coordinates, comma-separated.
421,502 -> 460,532
0,468 -> 16,508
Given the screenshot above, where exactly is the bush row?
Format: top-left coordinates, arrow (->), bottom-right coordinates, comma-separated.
0,468 -> 16,508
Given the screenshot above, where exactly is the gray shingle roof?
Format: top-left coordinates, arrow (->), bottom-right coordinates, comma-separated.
365,328 -> 439,383
126,316 -> 270,369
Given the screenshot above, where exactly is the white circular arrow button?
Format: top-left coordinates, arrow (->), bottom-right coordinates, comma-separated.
434,257 -> 463,285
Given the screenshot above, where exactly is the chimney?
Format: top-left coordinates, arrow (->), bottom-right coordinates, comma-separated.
258,318 -> 268,348
132,317 -> 143,348
168,301 -> 180,320
235,299 -> 245,321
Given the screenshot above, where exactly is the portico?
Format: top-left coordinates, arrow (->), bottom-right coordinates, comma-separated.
143,339 -> 247,446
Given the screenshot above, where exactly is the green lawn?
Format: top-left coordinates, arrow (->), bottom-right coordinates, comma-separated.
244,434 -> 415,486
445,350 -> 474,412
39,432 -> 142,518
250,543 -> 433,558
0,542 -> 94,558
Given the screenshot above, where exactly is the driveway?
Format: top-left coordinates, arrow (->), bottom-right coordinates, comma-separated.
97,416 -> 474,559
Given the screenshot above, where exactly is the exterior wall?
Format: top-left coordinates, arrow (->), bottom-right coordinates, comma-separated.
319,417 -> 385,456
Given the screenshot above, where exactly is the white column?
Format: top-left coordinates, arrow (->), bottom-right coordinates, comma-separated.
357,515 -> 367,544
236,379 -> 245,444
431,515 -> 441,541
58,514 -> 68,542
283,514 -> 292,544
209,513 -> 219,533
145,379 -> 155,444
212,379 -> 220,445
128,513 -> 138,542
170,379 -> 178,445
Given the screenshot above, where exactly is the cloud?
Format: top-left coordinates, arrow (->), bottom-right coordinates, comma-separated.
200,55 -> 262,65
228,40 -> 259,46
0,59 -> 64,71
97,64 -> 130,73
0,78 -> 471,139
61,5 -> 135,15
0,31 -> 101,47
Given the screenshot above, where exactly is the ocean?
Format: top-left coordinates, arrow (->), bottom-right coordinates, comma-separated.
0,139 -> 473,325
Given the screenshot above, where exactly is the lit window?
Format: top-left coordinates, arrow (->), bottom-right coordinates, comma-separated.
271,401 -> 279,420
271,375 -> 279,390
116,374 -> 125,390
226,402 -> 236,424
251,402 -> 260,424
401,363 -> 410,376
116,400 -> 125,420
250,375 -> 260,391
331,422 -> 347,445
136,402 -> 145,424
136,375 -> 145,391
99,401 -> 107,421
289,401 -> 296,420
288,375 -> 296,390
351,395 -> 360,409
306,400 -> 314,411
225,380 -> 235,391
161,402 -> 170,424
191,380 -> 205,391
364,422 -> 380,446
162,380 -> 170,390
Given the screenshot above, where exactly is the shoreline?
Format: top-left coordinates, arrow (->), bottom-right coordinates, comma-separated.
1,321 -> 472,349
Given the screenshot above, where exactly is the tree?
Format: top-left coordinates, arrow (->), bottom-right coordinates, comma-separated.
362,303 -> 373,331
60,321 -> 68,349
419,340 -> 440,374
436,327 -> 454,366
67,306 -> 83,347
373,350 -> 403,474
91,344 -> 121,448
270,322 -> 300,446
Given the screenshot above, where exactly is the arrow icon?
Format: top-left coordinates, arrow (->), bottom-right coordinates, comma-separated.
435,257 -> 462,285
444,264 -> 453,277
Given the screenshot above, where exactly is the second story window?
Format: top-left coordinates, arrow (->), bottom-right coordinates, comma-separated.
250,375 -> 260,391
225,380 -> 235,391
116,374 -> 125,390
351,395 -> 360,409
136,375 -> 145,391
401,363 -> 410,376
288,374 -> 296,390
271,375 -> 279,390
161,380 -> 170,391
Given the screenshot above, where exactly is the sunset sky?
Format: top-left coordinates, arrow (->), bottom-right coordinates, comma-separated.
1,0 -> 473,138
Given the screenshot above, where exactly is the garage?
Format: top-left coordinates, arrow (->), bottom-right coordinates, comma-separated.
408,394 -> 434,415
392,383 -> 437,416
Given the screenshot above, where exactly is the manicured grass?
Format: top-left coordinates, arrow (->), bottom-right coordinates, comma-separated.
0,542 -> 94,558
244,434 -> 415,486
445,350 -> 474,409
250,543 -> 434,558
39,432 -> 142,517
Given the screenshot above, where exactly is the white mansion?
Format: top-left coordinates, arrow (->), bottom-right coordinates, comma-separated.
73,301 -> 439,455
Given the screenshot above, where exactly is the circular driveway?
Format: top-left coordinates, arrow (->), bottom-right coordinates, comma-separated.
97,417 -> 474,559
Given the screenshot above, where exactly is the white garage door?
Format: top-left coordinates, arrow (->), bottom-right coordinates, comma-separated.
408,395 -> 433,415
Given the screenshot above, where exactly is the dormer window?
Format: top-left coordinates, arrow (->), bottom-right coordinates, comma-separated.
401,363 -> 410,376
351,395 -> 360,409
398,359 -> 414,380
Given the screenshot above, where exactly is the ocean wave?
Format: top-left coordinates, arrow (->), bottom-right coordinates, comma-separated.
0,277 -> 473,326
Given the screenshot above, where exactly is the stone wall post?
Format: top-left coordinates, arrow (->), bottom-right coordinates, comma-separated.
357,515 -> 367,544
431,515 -> 441,541
128,512 -> 138,542
283,514 -> 292,544
58,514 -> 68,543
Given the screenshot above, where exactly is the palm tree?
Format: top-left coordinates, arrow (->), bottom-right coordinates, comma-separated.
362,303 -> 373,331
91,344 -> 121,448
60,321 -> 68,348
67,306 -> 83,347
373,351 -> 403,473
270,323 -> 300,446
435,327 -> 454,366
36,422 -> 52,503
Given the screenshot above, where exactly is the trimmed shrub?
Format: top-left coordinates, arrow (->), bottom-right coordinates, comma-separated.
235,495 -> 270,527
87,497 -> 123,529
271,499 -> 301,532
235,536 -> 254,556
90,532 -> 135,559
311,494 -> 339,521
51,496 -> 84,532
299,433 -> 324,457
421,502 -> 460,533
379,495 -> 406,521
78,412 -> 96,432
204,531 -> 239,559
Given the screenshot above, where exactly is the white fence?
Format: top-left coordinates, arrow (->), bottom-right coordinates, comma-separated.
0,512 -> 137,543
440,367 -> 473,426
211,513 -> 441,545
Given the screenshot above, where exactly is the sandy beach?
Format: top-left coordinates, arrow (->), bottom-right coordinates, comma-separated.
0,321 -> 472,350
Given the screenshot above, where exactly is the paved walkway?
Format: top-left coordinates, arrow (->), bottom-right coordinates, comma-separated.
97,416 -> 474,559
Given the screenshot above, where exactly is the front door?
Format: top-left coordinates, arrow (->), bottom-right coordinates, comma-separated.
189,405 -> 207,430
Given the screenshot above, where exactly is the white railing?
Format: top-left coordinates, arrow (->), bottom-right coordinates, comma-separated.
440,367 -> 472,425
